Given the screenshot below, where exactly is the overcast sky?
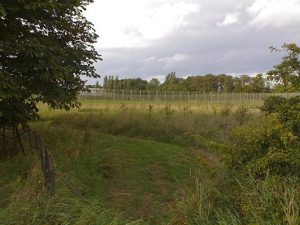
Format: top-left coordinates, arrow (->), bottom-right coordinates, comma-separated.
85,0 -> 300,83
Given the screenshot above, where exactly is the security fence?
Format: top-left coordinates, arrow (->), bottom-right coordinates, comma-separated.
79,89 -> 300,106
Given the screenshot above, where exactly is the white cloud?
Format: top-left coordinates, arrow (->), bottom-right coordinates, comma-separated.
234,4 -> 242,10
146,75 -> 166,83
217,13 -> 240,27
158,53 -> 189,68
86,0 -> 200,48
247,0 -> 300,27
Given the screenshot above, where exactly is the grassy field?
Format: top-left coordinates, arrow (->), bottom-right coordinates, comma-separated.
1,101 -> 236,224
0,122 -> 201,224
3,100 -> 297,224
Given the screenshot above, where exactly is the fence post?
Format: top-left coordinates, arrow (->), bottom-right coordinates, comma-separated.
259,92 -> 262,102
240,92 -> 242,105
188,92 -> 190,103
180,91 -> 182,102
196,91 -> 198,105
131,90 -> 133,101
140,90 -> 142,102
148,90 -> 150,103
165,91 -> 167,103
172,91 -> 175,102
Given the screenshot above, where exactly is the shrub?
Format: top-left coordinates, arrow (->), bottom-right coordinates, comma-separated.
220,104 -> 232,116
233,105 -> 249,125
261,96 -> 300,135
260,96 -> 287,115
221,96 -> 300,178
224,115 -> 300,177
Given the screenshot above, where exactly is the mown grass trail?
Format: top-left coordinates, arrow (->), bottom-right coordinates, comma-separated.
0,122 -> 201,224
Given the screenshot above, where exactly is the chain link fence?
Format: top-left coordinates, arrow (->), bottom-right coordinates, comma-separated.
79,89 -> 299,106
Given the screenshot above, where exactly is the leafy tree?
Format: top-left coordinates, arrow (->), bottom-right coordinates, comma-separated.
0,0 -> 101,130
161,72 -> 179,91
250,74 -> 270,93
223,75 -> 235,92
146,78 -> 160,90
267,43 -> 300,92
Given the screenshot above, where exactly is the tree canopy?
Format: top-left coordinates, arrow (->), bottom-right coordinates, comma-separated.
100,73 -> 270,93
0,0 -> 101,128
267,43 -> 300,92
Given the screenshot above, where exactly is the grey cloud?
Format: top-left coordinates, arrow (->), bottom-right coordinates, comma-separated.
89,0 -> 300,84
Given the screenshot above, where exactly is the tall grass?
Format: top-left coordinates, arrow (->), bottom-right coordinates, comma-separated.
0,153 -> 145,225
170,170 -> 299,225
4,101 -> 297,224
39,103 -> 258,146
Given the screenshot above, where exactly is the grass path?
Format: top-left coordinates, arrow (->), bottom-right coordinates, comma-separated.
0,123 -> 202,224
45,126 -> 199,223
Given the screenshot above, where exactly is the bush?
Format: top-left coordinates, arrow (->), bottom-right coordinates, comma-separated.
233,105 -> 249,125
261,96 -> 300,135
260,96 -> 287,115
220,104 -> 232,116
221,96 -> 300,178
224,115 -> 300,177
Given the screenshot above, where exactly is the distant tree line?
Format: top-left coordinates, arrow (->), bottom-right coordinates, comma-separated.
93,73 -> 271,93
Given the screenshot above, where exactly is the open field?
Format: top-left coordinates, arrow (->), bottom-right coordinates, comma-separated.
0,101 -> 244,224
1,100 -> 299,224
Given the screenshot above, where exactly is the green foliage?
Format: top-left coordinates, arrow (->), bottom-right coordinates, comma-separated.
146,104 -> 154,119
172,169 -> 300,225
220,104 -> 232,116
233,105 -> 249,125
161,72 -> 181,91
234,175 -> 300,225
222,95 -> 300,178
146,78 -> 160,90
0,149 -> 145,225
0,122 -> 199,224
0,0 -> 100,128
101,73 -> 271,93
267,43 -> 300,92
225,114 -> 300,177
260,96 -> 288,115
261,96 -> 300,135
163,104 -> 175,120
103,75 -> 148,90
